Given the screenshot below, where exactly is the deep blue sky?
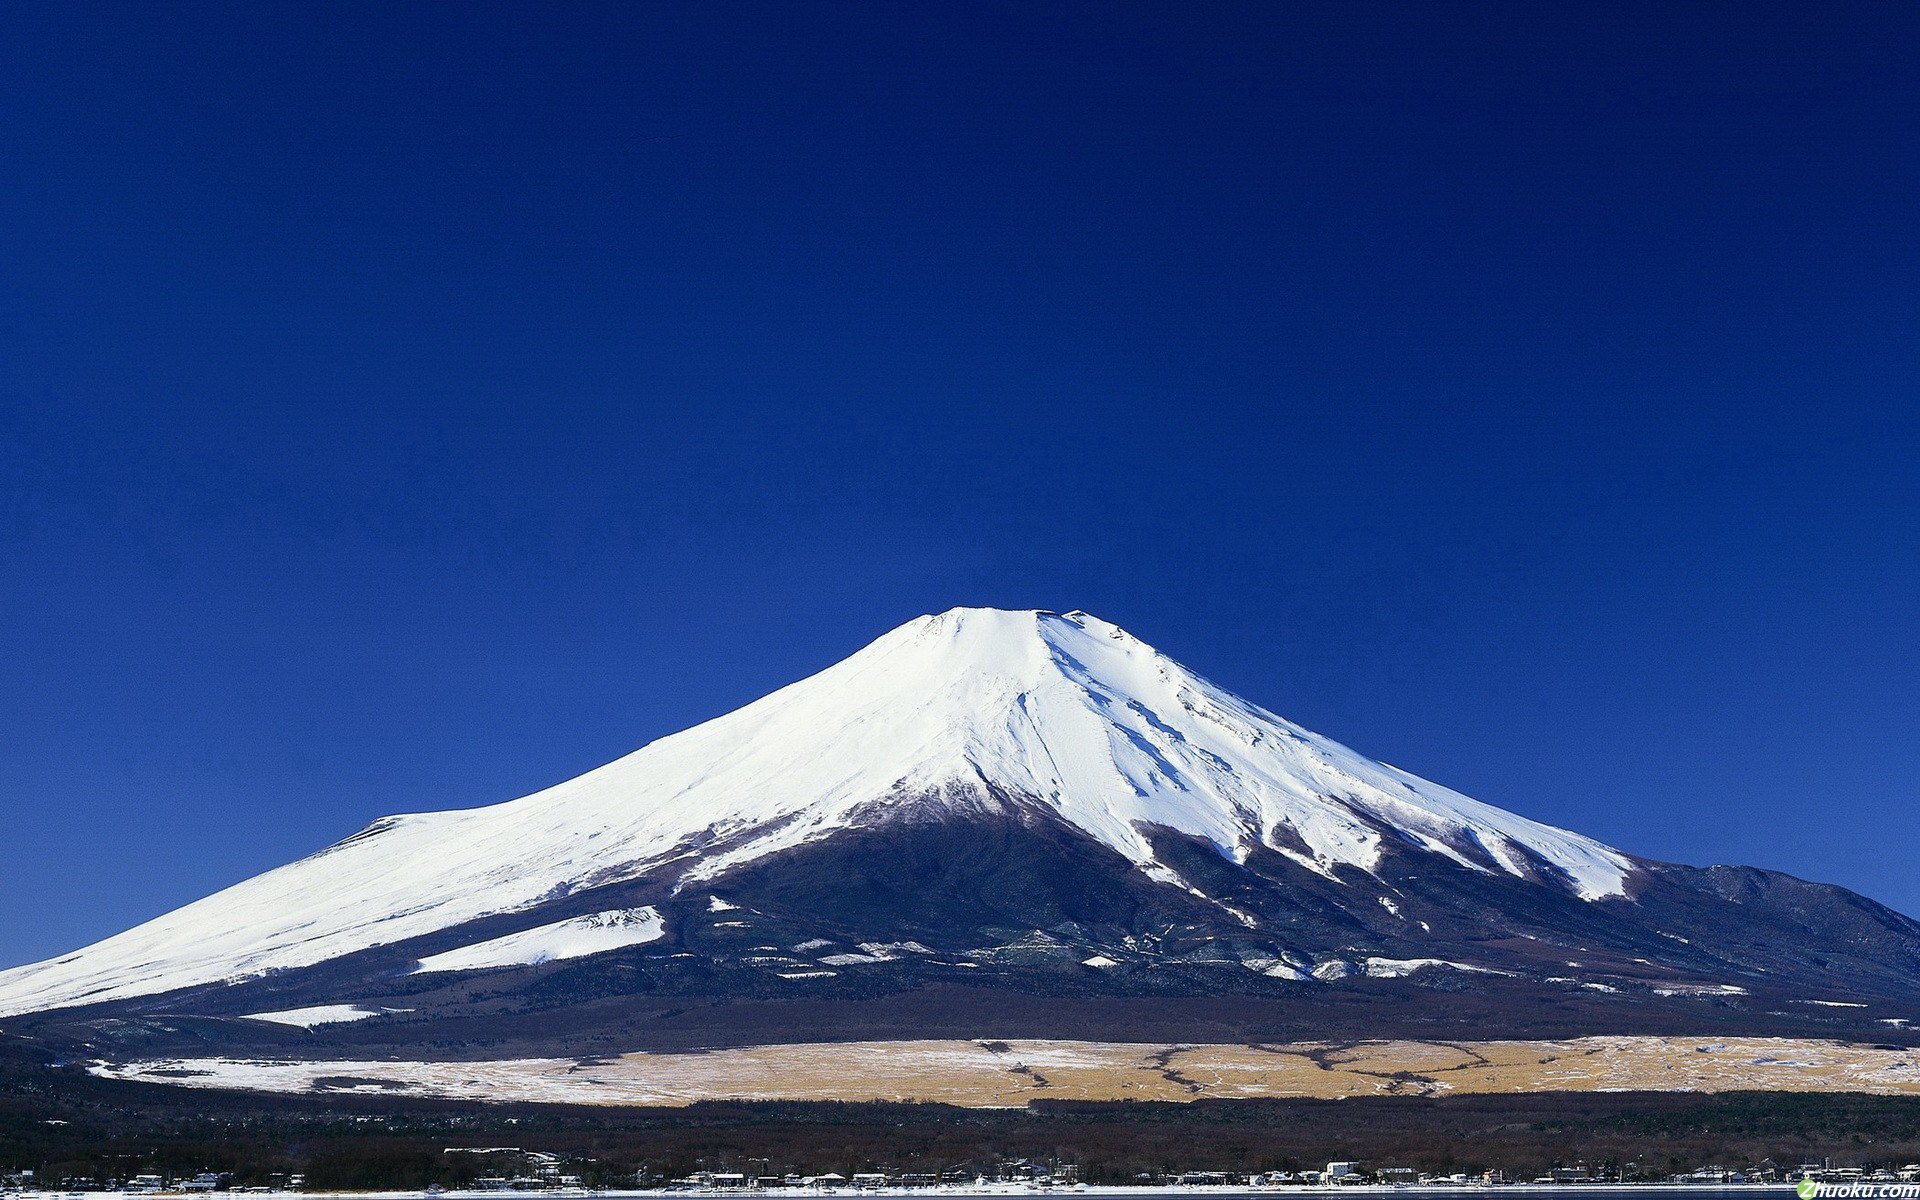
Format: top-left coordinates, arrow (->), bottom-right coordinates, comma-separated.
3,3 -> 1916,969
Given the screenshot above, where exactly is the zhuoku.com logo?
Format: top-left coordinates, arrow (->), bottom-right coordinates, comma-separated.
1800,1180 -> 1920,1199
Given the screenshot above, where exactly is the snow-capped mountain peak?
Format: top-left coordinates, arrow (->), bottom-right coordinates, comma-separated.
623,606 -> 1632,898
0,607 -> 1637,1017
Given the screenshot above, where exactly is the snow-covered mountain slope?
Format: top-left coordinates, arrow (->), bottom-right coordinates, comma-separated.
412,907 -> 664,975
0,607 -> 1638,1018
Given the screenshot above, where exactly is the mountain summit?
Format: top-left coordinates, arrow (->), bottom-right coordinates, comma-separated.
4,608 -> 1917,1052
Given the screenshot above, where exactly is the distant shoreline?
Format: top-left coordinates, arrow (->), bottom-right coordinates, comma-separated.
2,1188 -> 1802,1199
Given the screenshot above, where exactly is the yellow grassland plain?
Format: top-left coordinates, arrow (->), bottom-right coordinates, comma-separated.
96,1034 -> 1920,1107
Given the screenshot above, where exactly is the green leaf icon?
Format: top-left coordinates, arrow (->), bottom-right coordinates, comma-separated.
1798,1178 -> 1819,1200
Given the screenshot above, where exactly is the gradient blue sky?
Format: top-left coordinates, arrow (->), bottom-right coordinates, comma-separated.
3,3 -> 1916,968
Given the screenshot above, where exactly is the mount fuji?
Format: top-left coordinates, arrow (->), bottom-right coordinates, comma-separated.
5,608 -> 1916,1059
